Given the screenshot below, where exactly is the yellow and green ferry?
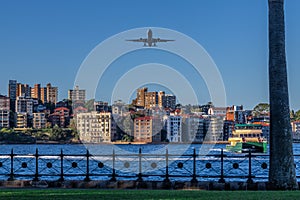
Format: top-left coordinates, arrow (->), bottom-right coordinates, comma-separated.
226,124 -> 267,153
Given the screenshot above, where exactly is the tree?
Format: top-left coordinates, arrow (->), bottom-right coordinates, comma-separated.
293,110 -> 300,121
84,99 -> 95,112
121,134 -> 133,142
49,125 -> 63,141
252,103 -> 270,117
268,0 -> 298,189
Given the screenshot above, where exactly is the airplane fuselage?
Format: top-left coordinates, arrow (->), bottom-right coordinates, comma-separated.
126,29 -> 174,47
147,29 -> 153,46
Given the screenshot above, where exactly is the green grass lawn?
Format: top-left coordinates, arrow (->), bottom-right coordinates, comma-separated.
0,189 -> 299,200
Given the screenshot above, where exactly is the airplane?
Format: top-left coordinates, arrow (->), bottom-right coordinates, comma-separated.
126,29 -> 174,47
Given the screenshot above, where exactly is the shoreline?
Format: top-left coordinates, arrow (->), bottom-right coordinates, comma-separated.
0,141 -> 231,145
1,140 -> 300,145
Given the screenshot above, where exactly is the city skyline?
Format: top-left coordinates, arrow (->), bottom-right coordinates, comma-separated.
1,1 -> 300,110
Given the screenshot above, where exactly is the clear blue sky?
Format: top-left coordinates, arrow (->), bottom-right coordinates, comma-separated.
0,0 -> 300,110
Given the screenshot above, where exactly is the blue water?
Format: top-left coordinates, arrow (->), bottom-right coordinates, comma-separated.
0,143 -> 300,182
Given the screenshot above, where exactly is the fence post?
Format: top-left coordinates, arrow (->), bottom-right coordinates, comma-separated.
163,148 -> 170,183
8,149 -> 14,181
191,148 -> 198,184
137,148 -> 143,181
247,150 -> 253,184
218,148 -> 225,183
58,149 -> 64,182
110,149 -> 116,181
33,148 -> 39,181
84,149 -> 90,182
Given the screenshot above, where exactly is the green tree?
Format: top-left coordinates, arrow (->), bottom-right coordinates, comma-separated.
121,134 -> 133,142
252,103 -> 270,117
49,125 -> 63,141
268,0 -> 298,189
85,99 -> 95,112
293,110 -> 300,121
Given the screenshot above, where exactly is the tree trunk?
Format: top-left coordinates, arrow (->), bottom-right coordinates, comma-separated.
268,0 -> 298,189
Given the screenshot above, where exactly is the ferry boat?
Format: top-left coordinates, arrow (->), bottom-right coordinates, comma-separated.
226,124 -> 267,153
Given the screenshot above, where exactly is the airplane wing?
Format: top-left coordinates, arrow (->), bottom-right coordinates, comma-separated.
126,38 -> 147,43
152,38 -> 175,43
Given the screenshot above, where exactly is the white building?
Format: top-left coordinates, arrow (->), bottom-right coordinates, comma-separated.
166,115 -> 182,142
76,111 -> 116,143
208,107 -> 227,118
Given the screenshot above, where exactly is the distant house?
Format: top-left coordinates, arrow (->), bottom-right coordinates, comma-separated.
134,116 -> 162,143
73,106 -> 88,117
48,107 -> 70,128
208,107 -> 227,118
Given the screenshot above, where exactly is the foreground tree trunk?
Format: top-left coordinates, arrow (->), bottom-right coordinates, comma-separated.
268,0 -> 298,189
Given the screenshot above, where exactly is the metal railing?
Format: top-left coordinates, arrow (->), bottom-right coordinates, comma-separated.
0,148 -> 299,183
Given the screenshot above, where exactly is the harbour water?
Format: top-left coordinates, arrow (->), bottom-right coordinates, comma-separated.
1,143 -> 300,182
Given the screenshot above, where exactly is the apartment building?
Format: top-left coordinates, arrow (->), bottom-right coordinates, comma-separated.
77,111 -> 115,143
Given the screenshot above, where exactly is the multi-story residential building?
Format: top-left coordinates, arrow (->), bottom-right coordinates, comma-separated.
0,95 -> 10,111
94,101 -> 109,112
134,116 -> 152,143
185,116 -> 205,143
162,94 -> 176,110
15,112 -> 28,128
17,83 -> 31,98
158,91 -> 165,108
223,120 -> 234,141
204,116 -> 224,141
0,95 -> 10,128
0,110 -> 10,128
8,80 -> 17,112
226,105 -> 245,124
40,87 -> 47,103
132,87 -> 147,107
68,86 -> 86,102
166,115 -> 182,142
31,84 -> 41,100
133,87 -> 176,110
133,116 -> 162,143
48,107 -> 70,128
144,91 -> 158,109
33,113 -> 46,129
77,111 -> 115,143
15,96 -> 34,116
46,83 -> 58,104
